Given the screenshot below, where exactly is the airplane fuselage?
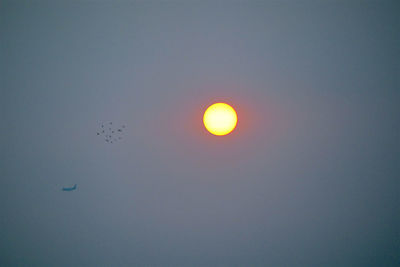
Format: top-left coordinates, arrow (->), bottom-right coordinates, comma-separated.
62,185 -> 77,191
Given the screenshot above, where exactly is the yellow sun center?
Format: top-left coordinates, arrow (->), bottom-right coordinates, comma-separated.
203,103 -> 237,136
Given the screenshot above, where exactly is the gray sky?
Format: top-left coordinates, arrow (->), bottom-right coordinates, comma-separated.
1,1 -> 399,266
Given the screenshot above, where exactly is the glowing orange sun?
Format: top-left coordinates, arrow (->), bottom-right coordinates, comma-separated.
203,103 -> 237,136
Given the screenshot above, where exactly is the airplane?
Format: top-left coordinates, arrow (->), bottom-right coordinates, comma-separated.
62,184 -> 77,191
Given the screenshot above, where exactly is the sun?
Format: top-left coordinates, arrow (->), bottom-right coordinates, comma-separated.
203,103 -> 237,136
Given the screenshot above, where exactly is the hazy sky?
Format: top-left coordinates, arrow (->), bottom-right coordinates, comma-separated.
1,1 -> 399,266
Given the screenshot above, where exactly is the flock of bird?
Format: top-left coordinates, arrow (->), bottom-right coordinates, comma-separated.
62,121 -> 126,191
97,122 -> 126,144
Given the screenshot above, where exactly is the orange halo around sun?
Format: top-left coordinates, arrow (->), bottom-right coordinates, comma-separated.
203,103 -> 237,136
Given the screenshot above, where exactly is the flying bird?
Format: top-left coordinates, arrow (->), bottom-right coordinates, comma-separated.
62,184 -> 77,191
97,122 -> 125,143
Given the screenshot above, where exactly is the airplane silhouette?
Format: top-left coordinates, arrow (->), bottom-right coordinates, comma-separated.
62,184 -> 77,191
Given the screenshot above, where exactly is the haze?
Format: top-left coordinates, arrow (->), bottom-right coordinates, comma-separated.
1,1 -> 399,266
